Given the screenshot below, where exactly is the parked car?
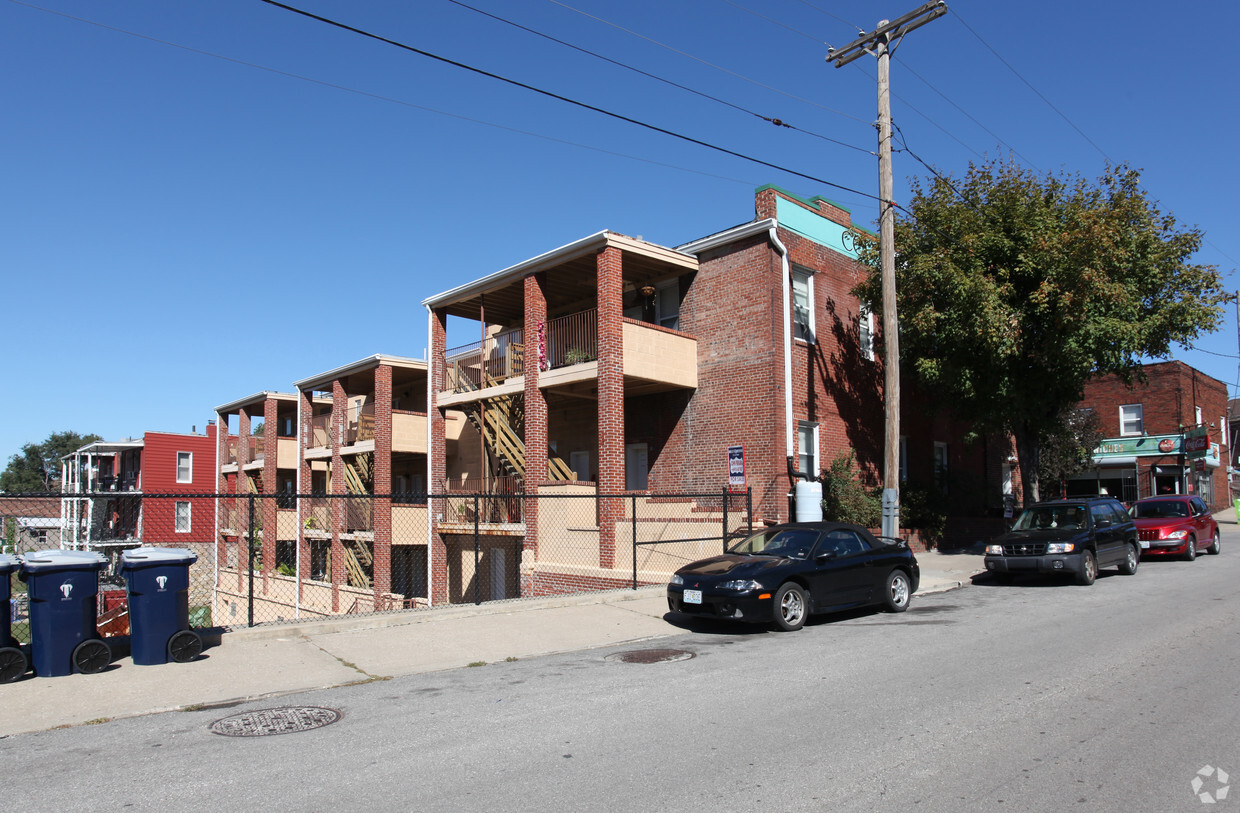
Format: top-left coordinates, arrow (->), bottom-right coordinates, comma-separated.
1130,495 -> 1220,560
984,497 -> 1140,585
666,522 -> 920,632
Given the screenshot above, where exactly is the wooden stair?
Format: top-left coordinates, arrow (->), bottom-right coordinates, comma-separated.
464,393 -> 575,483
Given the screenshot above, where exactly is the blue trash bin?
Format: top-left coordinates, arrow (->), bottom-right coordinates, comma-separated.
20,550 -> 110,676
0,553 -> 28,682
119,547 -> 201,665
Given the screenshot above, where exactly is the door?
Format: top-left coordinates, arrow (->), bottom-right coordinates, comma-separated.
570,451 -> 591,483
1090,502 -> 1124,565
806,529 -> 874,609
625,444 -> 649,491
489,547 -> 507,601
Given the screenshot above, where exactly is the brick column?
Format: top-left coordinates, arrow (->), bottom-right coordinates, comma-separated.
298,389 -> 313,596
261,396 -> 278,591
237,408 -> 251,592
331,379 -> 346,612
597,246 -> 624,569
429,309 -> 449,605
522,273 -> 548,595
374,364 -> 393,601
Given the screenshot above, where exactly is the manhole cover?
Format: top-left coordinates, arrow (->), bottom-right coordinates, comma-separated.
606,648 -> 695,664
208,706 -> 342,737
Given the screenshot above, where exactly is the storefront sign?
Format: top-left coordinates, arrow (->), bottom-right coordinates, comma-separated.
1184,427 -> 1209,459
1092,434 -> 1181,461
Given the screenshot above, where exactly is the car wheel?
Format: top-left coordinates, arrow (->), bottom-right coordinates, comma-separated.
772,583 -> 808,632
884,570 -> 912,612
1208,530 -> 1221,556
1075,550 -> 1097,586
1184,535 -> 1198,562
1118,542 -> 1140,575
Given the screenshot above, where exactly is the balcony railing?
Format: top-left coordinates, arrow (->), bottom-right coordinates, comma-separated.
444,327 -> 524,393
442,475 -> 524,523
348,403 -> 375,445
545,309 -> 596,369
309,415 -> 331,449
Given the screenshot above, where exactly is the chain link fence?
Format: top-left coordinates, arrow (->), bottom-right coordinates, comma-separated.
4,488 -> 752,637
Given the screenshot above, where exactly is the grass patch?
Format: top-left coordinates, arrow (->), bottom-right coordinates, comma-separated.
467,661 -> 487,668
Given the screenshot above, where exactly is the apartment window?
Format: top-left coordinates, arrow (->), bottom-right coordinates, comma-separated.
175,501 -> 191,533
933,442 -> 949,490
798,422 -> 820,477
1119,404 -> 1144,436
656,280 -> 680,330
792,268 -> 814,342
860,306 -> 875,360
176,452 -> 193,483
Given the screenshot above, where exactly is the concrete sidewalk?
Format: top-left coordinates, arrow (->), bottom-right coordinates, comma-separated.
0,551 -> 982,737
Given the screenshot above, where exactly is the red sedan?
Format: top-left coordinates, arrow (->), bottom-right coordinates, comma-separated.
1130,495 -> 1220,560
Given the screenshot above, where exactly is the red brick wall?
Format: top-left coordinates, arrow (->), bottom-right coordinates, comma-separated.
374,363 -> 393,598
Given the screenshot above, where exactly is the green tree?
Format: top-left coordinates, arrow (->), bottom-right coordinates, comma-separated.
1038,407 -> 1105,498
858,159 -> 1224,504
1,431 -> 102,493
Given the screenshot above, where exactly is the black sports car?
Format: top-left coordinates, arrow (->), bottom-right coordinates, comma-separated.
667,522 -> 920,631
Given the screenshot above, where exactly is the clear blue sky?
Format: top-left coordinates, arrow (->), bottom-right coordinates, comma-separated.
2,0 -> 1237,466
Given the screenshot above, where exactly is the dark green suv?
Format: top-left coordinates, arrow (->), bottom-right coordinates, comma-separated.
984,497 -> 1141,585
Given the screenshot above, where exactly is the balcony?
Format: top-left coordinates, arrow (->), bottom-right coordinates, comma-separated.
443,327 -> 524,394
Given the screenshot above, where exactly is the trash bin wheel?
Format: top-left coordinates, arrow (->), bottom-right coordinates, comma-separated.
0,646 -> 27,683
168,630 -> 202,664
72,639 -> 111,674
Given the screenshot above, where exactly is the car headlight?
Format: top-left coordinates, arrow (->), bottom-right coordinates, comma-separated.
719,579 -> 761,592
669,574 -> 684,586
1046,543 -> 1075,554
985,544 -> 1004,555
1164,530 -> 1188,539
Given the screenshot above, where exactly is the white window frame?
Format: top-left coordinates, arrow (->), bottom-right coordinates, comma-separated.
791,268 -> 815,343
176,451 -> 193,484
798,422 -> 820,477
859,305 -> 875,361
1119,404 -> 1144,436
175,501 -> 191,533
1195,405 -> 1203,426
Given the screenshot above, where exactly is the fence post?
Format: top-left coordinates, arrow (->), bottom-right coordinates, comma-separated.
722,487 -> 729,555
747,487 -> 753,537
247,492 -> 256,628
473,494 -> 481,605
631,494 -> 638,589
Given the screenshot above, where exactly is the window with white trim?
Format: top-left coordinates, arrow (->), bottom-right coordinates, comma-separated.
792,268 -> 814,343
175,501 -> 191,533
655,280 -> 680,330
1119,404 -> 1144,436
1195,405 -> 1203,426
176,452 -> 193,483
798,422 -> 819,477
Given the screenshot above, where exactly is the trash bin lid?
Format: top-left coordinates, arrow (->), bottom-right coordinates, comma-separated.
21,549 -> 107,572
0,553 -> 20,572
120,547 -> 198,567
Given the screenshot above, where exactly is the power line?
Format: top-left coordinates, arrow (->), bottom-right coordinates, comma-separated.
257,0 -> 886,204
545,0 -> 871,126
444,0 -> 873,155
950,8 -> 1111,162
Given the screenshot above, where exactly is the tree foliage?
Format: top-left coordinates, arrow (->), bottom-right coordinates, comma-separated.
1,431 -> 102,493
858,159 -> 1225,503
1037,408 -> 1105,497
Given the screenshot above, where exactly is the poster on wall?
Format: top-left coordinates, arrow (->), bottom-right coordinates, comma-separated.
728,445 -> 745,489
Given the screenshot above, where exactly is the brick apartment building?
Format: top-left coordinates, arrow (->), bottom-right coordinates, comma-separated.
1068,360 -> 1228,507
60,427 -> 218,563
420,185 -> 1014,605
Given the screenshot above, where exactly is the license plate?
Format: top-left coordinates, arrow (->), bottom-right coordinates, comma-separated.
683,589 -> 702,604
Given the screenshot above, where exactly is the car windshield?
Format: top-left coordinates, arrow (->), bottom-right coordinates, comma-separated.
729,528 -> 820,559
1012,505 -> 1086,531
1132,500 -> 1189,519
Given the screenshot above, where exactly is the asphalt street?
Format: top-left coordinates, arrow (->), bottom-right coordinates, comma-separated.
3,537 -> 1237,812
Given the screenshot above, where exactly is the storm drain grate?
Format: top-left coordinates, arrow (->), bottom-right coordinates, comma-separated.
606,648 -> 695,664
208,706 -> 343,737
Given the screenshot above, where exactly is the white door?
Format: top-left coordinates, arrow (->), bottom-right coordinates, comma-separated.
626,443 -> 649,491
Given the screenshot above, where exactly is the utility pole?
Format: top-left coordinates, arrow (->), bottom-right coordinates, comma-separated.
827,1 -> 947,541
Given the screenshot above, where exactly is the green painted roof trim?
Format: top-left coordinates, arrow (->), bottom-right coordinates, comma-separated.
755,184 -> 876,238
